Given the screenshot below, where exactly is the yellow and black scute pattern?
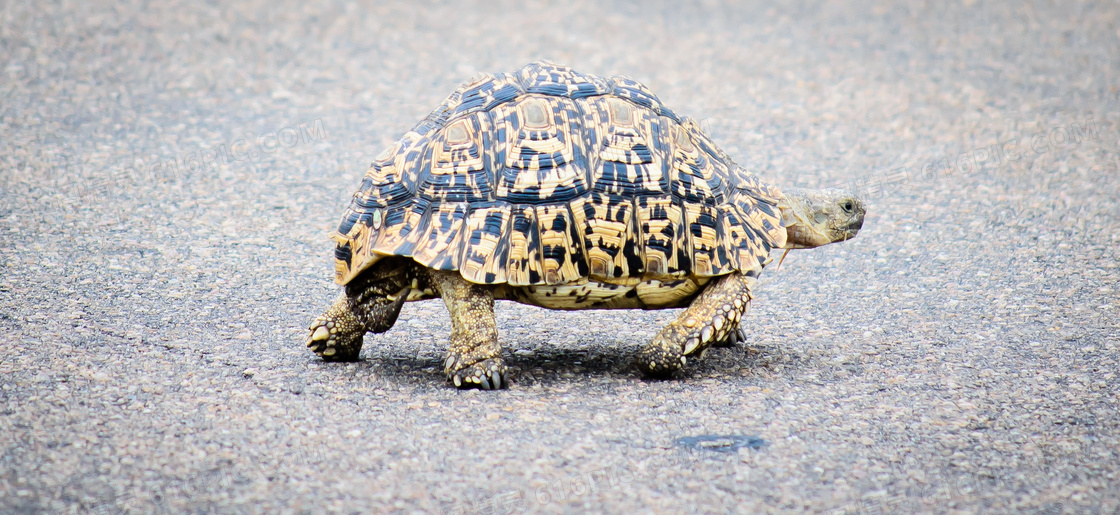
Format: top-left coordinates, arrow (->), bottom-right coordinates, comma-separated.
330,61 -> 785,286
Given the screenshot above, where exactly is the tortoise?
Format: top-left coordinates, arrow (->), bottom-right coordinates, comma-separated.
306,60 -> 865,389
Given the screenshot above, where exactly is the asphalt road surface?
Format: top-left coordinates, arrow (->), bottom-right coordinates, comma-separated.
2,0 -> 1119,512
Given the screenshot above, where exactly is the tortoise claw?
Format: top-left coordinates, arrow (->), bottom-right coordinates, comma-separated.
710,326 -> 747,348
447,356 -> 508,390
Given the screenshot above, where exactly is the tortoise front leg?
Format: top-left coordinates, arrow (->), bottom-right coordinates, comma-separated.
429,270 -> 508,390
636,272 -> 754,378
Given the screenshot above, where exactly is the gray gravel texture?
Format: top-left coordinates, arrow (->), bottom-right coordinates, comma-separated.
2,0 -> 1119,513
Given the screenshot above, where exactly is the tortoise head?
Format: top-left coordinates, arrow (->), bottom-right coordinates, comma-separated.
777,187 -> 865,249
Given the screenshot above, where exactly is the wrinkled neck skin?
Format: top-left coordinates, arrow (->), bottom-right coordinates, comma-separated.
777,187 -> 843,249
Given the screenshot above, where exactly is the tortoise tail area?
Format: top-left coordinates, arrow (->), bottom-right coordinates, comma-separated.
343,257 -> 432,333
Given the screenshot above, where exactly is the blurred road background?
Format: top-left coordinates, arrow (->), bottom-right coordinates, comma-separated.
2,0 -> 1118,512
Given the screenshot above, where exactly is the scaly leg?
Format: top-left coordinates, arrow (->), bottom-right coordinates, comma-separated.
636,272 -> 754,377
305,258 -> 412,361
430,270 -> 507,390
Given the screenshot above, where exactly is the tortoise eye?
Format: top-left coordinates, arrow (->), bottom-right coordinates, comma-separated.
841,200 -> 854,213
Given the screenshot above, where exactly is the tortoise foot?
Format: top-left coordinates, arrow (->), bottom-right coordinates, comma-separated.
306,297 -> 364,362
445,355 -> 508,390
637,273 -> 754,378
635,345 -> 686,379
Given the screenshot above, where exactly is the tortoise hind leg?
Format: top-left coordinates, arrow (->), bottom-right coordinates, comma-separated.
305,293 -> 406,361
305,258 -> 413,361
429,270 -> 507,390
636,272 -> 754,378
